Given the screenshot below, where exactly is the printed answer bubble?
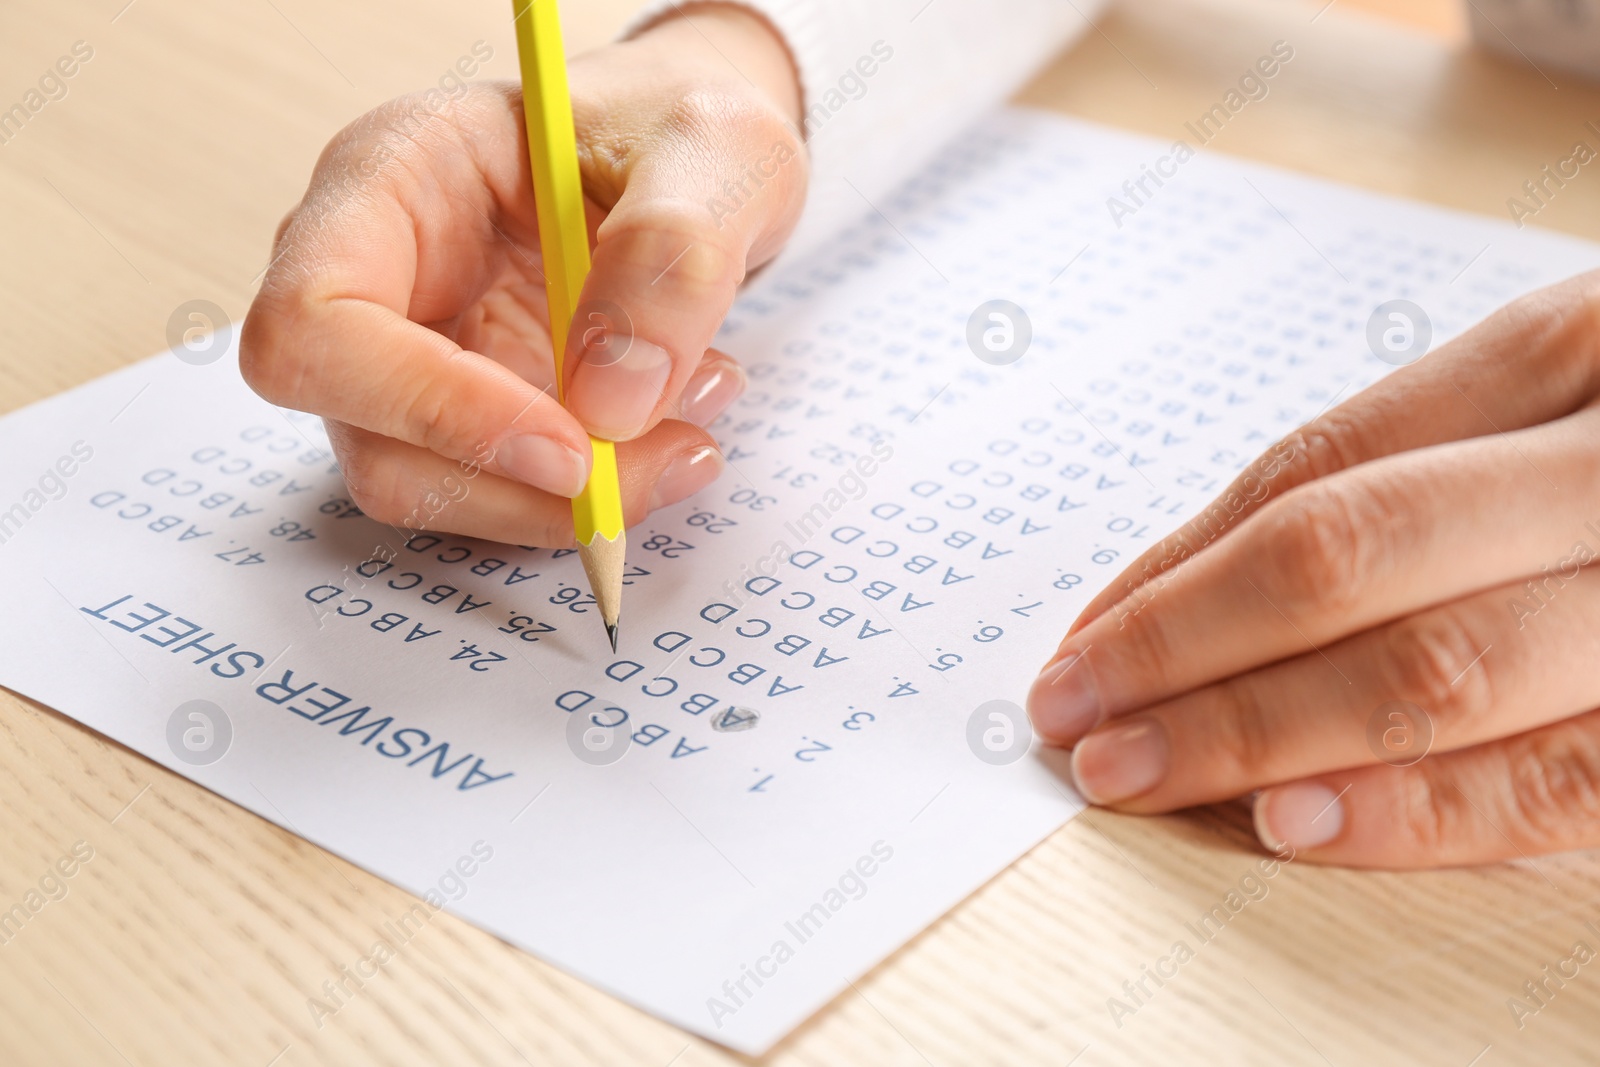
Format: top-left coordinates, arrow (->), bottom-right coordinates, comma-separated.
572,299 -> 634,369
1365,299 -> 1431,366
711,706 -> 760,733
1365,700 -> 1433,767
966,299 -> 1032,366
167,299 -> 233,366
166,699 -> 233,766
966,698 -> 1032,765
566,711 -> 631,766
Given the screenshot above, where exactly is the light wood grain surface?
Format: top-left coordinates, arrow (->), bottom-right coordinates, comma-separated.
4,0 -> 1600,1064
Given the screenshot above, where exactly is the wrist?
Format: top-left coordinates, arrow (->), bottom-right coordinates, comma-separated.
630,4 -> 803,129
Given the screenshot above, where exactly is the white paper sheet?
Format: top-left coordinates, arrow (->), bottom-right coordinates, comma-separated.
1,109 -> 1596,1052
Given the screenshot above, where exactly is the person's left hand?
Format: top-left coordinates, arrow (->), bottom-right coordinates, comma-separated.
1026,270 -> 1600,869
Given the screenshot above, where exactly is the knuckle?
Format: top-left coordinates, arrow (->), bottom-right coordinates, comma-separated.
1382,609 -> 1493,734
365,87 -> 481,158
654,86 -> 804,232
1106,602 -> 1186,695
393,355 -> 468,457
1261,413 -> 1365,493
593,85 -> 804,289
1460,276 -> 1600,403
311,88 -> 491,209
1504,724 -> 1600,847
663,86 -> 792,158
1499,275 -> 1599,359
1403,761 -> 1470,853
1207,675 -> 1277,779
1251,484 -> 1369,621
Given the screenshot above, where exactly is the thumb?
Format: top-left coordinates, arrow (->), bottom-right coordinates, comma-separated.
562,100 -> 806,441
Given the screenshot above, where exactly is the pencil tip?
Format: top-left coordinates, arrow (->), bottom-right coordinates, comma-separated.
606,622 -> 618,654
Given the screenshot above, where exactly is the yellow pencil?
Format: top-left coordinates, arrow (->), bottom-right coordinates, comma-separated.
511,0 -> 626,652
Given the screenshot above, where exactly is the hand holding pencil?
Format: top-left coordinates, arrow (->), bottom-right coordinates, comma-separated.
239,3 -> 806,643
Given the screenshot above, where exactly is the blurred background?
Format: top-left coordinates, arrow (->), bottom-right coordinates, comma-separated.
1346,0 -> 1464,37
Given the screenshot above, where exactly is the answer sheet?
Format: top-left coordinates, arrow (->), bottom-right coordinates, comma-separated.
2,109 -> 1597,1052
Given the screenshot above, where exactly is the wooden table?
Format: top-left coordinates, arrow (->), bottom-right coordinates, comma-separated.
4,0 -> 1599,1063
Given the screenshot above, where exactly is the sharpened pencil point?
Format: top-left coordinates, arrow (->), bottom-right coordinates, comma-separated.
577,531 -> 625,657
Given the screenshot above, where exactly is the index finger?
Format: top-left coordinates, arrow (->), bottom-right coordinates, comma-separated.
559,90 -> 806,440
1069,271 -> 1600,635
1029,412 -> 1598,747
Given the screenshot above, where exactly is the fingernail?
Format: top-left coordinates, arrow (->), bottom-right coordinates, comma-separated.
678,359 -> 746,427
569,336 -> 673,440
495,434 -> 590,497
648,445 -> 724,511
1254,782 -> 1344,851
1070,718 -> 1168,804
1027,653 -> 1101,744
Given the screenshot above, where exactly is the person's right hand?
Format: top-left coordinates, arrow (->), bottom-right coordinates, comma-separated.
240,6 -> 806,545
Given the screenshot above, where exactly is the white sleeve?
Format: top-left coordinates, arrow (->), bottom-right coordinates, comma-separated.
622,0 -> 1107,262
